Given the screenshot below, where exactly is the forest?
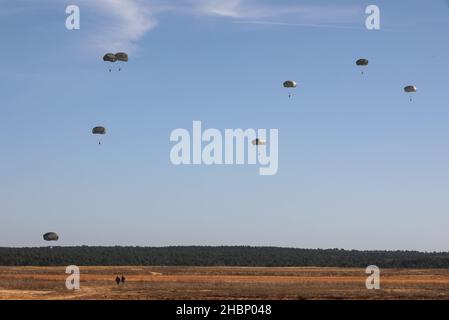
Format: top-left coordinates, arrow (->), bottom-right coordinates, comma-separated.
1,246 -> 449,268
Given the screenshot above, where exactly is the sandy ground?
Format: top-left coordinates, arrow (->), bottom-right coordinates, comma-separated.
1,266 -> 449,300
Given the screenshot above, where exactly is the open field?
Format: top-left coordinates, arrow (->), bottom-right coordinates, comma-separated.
1,266 -> 449,300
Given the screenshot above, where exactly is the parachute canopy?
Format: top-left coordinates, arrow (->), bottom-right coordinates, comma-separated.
356,58 -> 369,66
103,52 -> 128,62
92,126 -> 106,135
115,52 -> 129,62
43,232 -> 59,241
404,85 -> 417,93
103,53 -> 117,62
252,138 -> 266,146
283,80 -> 297,88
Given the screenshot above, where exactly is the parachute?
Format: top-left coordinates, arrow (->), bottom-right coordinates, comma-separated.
103,52 -> 128,72
283,80 -> 297,88
43,232 -> 59,241
103,53 -> 117,62
115,52 -> 128,62
252,138 -> 266,146
92,126 -> 106,134
404,85 -> 417,93
103,53 -> 117,72
404,85 -> 417,102
115,52 -> 128,71
356,59 -> 369,74
283,80 -> 297,98
92,126 -> 106,145
356,58 -> 369,66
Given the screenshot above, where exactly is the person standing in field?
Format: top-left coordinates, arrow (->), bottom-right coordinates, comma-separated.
115,276 -> 120,285
121,275 -> 126,284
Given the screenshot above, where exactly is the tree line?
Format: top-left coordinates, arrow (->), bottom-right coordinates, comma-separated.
1,246 -> 449,268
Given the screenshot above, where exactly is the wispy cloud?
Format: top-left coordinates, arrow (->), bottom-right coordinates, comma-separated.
193,0 -> 359,22
232,20 -> 362,31
80,0 -> 157,53
194,0 -> 253,18
77,0 -> 361,53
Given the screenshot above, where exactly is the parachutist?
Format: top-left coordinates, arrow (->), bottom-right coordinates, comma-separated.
404,85 -> 417,102
356,59 -> 369,75
283,80 -> 297,98
92,126 -> 106,144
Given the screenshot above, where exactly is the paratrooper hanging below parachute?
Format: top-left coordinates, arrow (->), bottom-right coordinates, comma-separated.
356,58 -> 369,75
103,53 -> 117,72
283,80 -> 297,98
92,126 -> 106,145
404,85 -> 417,102
115,52 -> 128,71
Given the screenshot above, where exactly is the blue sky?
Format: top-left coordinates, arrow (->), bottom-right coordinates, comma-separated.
1,0 -> 449,250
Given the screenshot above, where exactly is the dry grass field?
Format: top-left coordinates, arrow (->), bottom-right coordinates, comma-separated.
1,266 -> 449,300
